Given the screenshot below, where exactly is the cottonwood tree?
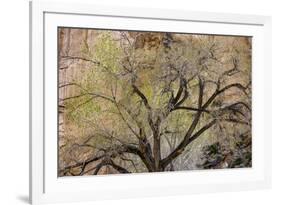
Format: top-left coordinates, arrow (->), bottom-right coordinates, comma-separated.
58,30 -> 251,175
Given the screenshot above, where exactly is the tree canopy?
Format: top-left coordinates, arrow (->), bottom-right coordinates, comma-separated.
58,29 -> 251,176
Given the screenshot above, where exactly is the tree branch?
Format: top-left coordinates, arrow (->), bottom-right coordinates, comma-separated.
172,106 -> 210,113
132,84 -> 152,111
203,83 -> 248,109
161,77 -> 205,169
60,55 -> 101,66
161,119 -> 217,168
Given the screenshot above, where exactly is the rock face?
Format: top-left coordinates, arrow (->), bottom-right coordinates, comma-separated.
58,28 -> 96,140
129,32 -> 164,50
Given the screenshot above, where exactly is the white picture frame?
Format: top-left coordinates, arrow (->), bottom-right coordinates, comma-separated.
29,1 -> 272,204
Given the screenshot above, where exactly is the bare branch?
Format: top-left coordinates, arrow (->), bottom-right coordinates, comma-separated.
161,77 -> 205,168
203,83 -> 248,109
172,106 -> 210,113
132,84 -> 152,111
60,55 -> 101,66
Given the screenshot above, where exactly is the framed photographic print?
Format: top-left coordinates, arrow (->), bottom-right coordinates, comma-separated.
30,0 -> 272,204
